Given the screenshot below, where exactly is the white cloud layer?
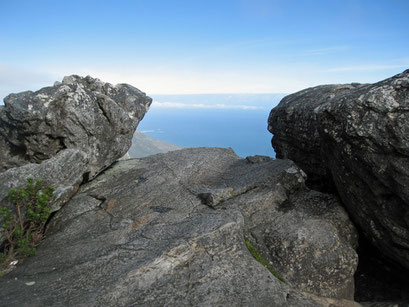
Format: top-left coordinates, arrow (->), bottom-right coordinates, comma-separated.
152,101 -> 264,110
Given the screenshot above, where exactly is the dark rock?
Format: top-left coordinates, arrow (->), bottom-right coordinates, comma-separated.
268,83 -> 365,192
354,234 -> 409,303
0,75 -> 152,178
268,69 -> 409,269
0,148 -> 358,306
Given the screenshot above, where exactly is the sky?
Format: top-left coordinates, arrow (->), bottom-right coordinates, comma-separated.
1,0 -> 409,102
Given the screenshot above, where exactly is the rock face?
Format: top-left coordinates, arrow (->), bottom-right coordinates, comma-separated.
0,148 -> 358,306
0,75 -> 152,178
268,69 -> 409,269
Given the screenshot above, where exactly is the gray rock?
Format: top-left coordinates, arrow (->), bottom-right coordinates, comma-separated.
0,75 -> 152,178
268,69 -> 409,269
0,148 -> 358,306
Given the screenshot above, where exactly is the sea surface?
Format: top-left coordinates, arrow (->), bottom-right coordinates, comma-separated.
137,94 -> 286,158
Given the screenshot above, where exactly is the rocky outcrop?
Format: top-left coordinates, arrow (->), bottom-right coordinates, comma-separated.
0,76 -> 151,247
0,75 -> 152,178
268,69 -> 409,269
0,148 -> 358,306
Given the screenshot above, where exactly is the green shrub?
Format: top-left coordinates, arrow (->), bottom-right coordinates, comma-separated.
0,178 -> 55,268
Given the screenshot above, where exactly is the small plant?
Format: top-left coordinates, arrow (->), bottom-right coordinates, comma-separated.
0,178 -> 55,268
245,239 -> 286,283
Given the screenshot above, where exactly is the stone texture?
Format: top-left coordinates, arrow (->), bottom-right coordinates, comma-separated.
268,69 -> 409,269
0,75 -> 152,178
0,148 -> 358,306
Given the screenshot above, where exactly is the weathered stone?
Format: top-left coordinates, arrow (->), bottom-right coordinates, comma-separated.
0,75 -> 152,178
0,148 -> 358,305
268,69 -> 409,269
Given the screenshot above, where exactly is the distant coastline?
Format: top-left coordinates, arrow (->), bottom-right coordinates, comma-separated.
137,93 -> 286,158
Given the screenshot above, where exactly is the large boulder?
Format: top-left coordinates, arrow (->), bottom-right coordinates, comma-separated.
268,69 -> 409,269
0,148 -> 358,306
0,75 -> 152,178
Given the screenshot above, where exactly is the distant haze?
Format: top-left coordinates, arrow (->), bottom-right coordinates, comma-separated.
150,93 -> 286,110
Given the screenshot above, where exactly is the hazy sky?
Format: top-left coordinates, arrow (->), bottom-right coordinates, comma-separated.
1,0 -> 408,101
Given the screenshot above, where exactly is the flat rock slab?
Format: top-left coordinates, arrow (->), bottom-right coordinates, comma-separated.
0,148 -> 358,306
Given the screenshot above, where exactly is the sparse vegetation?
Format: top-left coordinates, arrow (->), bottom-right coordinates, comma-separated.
0,178 -> 55,272
245,239 -> 286,283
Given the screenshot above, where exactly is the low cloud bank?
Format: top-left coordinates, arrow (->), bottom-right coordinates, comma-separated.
152,101 -> 265,110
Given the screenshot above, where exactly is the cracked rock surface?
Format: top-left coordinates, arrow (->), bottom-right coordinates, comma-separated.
268,69 -> 409,269
0,148 -> 358,306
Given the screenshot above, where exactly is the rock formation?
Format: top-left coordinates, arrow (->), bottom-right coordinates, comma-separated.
0,75 -> 152,178
0,76 -> 151,247
0,148 -> 358,306
268,69 -> 409,270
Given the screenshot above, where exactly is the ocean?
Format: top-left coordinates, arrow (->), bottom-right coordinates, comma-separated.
137,94 -> 286,158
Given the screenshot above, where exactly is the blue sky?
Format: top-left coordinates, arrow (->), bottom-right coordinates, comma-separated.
1,0 -> 408,101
